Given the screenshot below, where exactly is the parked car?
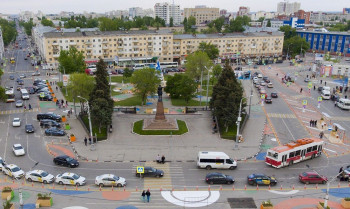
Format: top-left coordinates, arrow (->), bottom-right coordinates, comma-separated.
53,155 -> 79,168
12,118 -> 21,127
299,172 -> 328,184
39,93 -> 53,101
271,92 -> 278,98
15,100 -> 23,107
260,82 -> 266,86
12,144 -> 25,156
25,87 -> 35,94
25,170 -> 55,184
205,172 -> 234,185
17,79 -> 24,85
25,124 -> 35,133
265,96 -> 272,104
95,174 -> 126,187
258,74 -> 263,78
263,77 -> 269,82
37,113 -> 61,122
247,174 -> 277,186
32,71 -> 40,76
55,172 -> 86,186
40,119 -> 61,128
267,83 -> 273,88
2,164 -> 25,179
9,75 -> 14,80
0,157 -> 6,171
19,74 -> 26,78
45,127 -> 66,136
135,167 -> 164,178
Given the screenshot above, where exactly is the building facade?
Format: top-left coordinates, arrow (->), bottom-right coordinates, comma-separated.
237,7 -> 250,17
0,26 -> 4,61
277,1 -> 301,15
294,10 -> 310,24
154,2 -> 181,25
184,7 -> 220,25
297,31 -> 350,57
38,30 -> 284,68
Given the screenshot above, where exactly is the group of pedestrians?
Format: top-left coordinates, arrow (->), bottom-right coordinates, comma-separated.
141,189 -> 151,202
309,120 -> 317,127
83,136 -> 95,146
156,154 -> 166,164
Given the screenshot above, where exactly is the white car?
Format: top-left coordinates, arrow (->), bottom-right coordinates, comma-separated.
12,118 -> 21,127
95,174 -> 126,187
25,170 -> 55,184
0,157 -> 6,171
12,144 -> 25,156
258,73 -> 263,78
55,173 -> 86,186
267,82 -> 273,88
2,164 -> 25,179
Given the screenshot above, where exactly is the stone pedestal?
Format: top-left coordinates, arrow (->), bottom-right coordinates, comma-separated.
142,101 -> 179,130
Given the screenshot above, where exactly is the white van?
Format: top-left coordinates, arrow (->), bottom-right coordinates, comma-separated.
197,151 -> 237,170
337,98 -> 350,110
20,89 -> 29,100
322,86 -> 331,91
321,90 -> 331,100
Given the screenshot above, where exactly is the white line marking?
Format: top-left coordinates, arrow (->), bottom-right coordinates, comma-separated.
323,148 -> 336,153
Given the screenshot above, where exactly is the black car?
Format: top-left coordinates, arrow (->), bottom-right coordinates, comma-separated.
271,92 -> 278,98
9,75 -> 14,80
39,93 -> 53,101
265,96 -> 272,104
205,172 -> 234,185
45,127 -> 66,136
40,119 -> 61,128
53,155 -> 79,168
247,174 -> 277,186
37,113 -> 62,122
135,167 -> 164,178
263,77 -> 269,82
25,124 -> 35,133
17,79 -> 24,85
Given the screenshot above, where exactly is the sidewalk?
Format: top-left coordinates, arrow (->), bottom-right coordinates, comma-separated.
49,77 -> 266,163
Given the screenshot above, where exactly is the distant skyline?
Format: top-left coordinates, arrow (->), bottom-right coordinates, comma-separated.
0,0 -> 348,14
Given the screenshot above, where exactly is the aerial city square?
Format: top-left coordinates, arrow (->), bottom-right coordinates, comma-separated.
0,0 -> 350,208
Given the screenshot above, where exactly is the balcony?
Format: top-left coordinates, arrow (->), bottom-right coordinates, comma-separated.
147,45 -> 153,48
85,42 -> 92,45
53,54 -> 59,58
86,53 -> 92,55
69,42 -> 76,45
102,45 -> 109,49
118,45 -> 124,49
103,50 -> 109,55
132,39 -> 139,43
132,51 -> 139,54
117,40 -> 123,44
52,42 -> 59,45
102,40 -> 108,44
86,46 -> 93,50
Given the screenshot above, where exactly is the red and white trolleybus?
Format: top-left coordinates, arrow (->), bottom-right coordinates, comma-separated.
265,138 -> 324,168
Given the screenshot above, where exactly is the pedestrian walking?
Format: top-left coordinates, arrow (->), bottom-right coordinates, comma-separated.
28,104 -> 32,110
325,81 -> 327,86
23,105 -> 27,111
309,120 -> 312,127
66,100 -> 68,108
156,154 -> 161,163
315,120 -> 317,127
56,86 -> 58,92
345,95 -> 348,99
300,88 -> 303,93
314,86 -> 316,91
89,137 -> 92,145
335,100 -> 337,107
320,80 -> 323,84
319,131 -> 324,139
141,190 -> 146,203
146,189 -> 151,202
84,137 -> 87,146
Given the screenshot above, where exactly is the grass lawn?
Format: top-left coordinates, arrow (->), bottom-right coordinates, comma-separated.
199,85 -> 213,96
133,120 -> 188,135
110,76 -> 130,83
114,95 -> 143,106
219,114 -> 246,140
171,98 -> 208,106
111,90 -> 122,97
81,115 -> 107,141
57,82 -> 74,102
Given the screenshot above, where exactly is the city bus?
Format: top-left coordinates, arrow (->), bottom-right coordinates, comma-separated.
265,138 -> 324,168
132,63 -> 156,71
5,88 -> 15,103
159,62 -> 178,69
10,57 -> 15,64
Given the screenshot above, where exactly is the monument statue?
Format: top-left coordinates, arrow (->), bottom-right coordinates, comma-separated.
157,85 -> 163,102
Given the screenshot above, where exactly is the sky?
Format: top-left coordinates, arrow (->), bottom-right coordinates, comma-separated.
0,0 -> 348,14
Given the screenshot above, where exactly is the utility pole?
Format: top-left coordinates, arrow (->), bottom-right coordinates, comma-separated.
235,98 -> 243,146
205,66 -> 212,110
199,67 -> 203,106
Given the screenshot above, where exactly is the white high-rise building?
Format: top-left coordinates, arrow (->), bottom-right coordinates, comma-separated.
277,1 -> 301,14
0,26 -> 4,61
154,2 -> 181,25
129,7 -> 144,18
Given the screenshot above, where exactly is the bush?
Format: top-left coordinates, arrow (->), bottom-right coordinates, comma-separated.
319,202 -> 330,209
81,114 -> 107,141
344,197 -> 350,201
262,200 -> 273,206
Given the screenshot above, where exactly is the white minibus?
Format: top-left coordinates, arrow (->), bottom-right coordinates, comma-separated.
20,89 -> 30,100
337,98 -> 350,110
197,151 -> 237,170
321,90 -> 330,100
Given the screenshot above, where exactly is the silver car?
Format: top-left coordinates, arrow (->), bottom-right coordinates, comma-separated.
16,100 -> 23,107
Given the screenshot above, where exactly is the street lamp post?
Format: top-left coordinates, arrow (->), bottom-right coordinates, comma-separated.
199,67 -> 203,106
248,89 -> 253,115
235,98 -> 244,145
78,96 -> 93,142
287,44 -> 293,60
204,66 -> 212,110
306,164 -> 343,209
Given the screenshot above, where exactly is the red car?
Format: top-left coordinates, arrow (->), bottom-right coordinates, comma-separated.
299,172 -> 328,184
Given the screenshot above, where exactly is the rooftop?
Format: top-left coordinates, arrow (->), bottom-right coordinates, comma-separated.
43,30 -> 173,38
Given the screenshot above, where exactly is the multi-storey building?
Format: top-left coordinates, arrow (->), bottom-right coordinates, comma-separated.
237,7 -> 250,17
37,29 -> 284,68
297,31 -> 350,57
154,2 -> 181,25
129,7 -> 144,18
277,1 -> 301,15
184,7 -> 220,25
0,26 -> 4,61
250,11 -> 278,21
294,10 -> 310,24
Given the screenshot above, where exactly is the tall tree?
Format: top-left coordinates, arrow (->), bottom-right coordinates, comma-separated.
185,51 -> 213,82
169,17 -> 174,27
58,47 -> 86,74
210,61 -> 245,132
164,74 -> 197,104
89,59 -> 114,132
0,86 -> 6,102
279,25 -> 297,40
0,18 -> 17,45
130,68 -> 160,105
283,36 -> 310,57
41,17 -> 54,27
67,73 -> 95,112
187,16 -> 196,33
266,19 -> 271,27
183,17 -> 188,32
198,42 -> 219,60
210,64 -> 222,85
225,15 -> 251,32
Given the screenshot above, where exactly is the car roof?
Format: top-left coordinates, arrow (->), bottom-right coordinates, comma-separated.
206,172 -> 224,176
13,118 -> 20,120
61,172 -> 76,177
251,174 -> 266,177
6,164 -> 19,168
57,155 -> 69,158
303,171 -> 319,175
28,170 -> 45,174
97,174 -> 115,178
13,144 -> 22,147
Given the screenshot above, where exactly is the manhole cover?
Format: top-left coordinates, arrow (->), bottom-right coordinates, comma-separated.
227,197 -> 257,208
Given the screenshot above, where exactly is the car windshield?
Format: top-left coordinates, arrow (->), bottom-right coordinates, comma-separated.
14,146 -> 23,150
25,125 -> 32,128
150,168 -> 156,172
66,157 -> 74,162
72,174 -> 80,180
11,167 -> 20,172
14,119 -> 20,122
302,172 -> 308,177
113,176 -> 120,181
40,171 -> 49,177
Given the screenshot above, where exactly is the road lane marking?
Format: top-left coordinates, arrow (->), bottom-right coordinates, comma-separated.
323,148 -> 336,153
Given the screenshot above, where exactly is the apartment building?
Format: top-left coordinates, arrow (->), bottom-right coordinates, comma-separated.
173,32 -> 284,61
0,26 -> 4,60
184,7 -> 220,25
237,7 -> 250,17
294,10 -> 310,24
154,2 -> 181,25
277,1 -> 301,15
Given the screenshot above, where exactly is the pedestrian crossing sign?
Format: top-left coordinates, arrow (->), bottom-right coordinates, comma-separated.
302,100 -> 308,105
317,97 -> 322,102
137,166 -> 144,174
308,82 -> 312,89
